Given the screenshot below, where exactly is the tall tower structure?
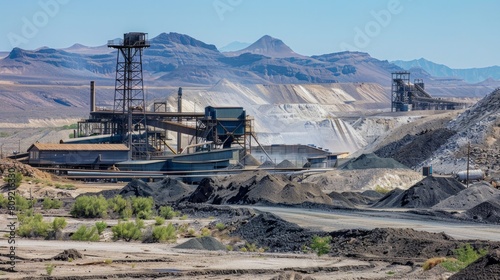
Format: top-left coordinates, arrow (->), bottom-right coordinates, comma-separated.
391,71 -> 412,112
108,32 -> 150,159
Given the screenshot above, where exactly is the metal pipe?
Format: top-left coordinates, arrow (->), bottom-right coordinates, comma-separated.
177,87 -> 182,153
90,81 -> 96,112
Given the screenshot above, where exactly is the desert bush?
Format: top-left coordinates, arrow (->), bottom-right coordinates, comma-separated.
440,244 -> 488,272
423,257 -> 447,271
310,235 -> 332,256
131,197 -> 154,219
70,195 -> 108,218
155,216 -> 165,225
52,217 -> 67,232
108,195 -> 132,218
18,213 -> 51,238
158,205 -> 177,219
374,185 -> 391,194
12,172 -> 23,188
14,194 -> 32,211
45,263 -> 55,275
42,197 -> 63,210
200,227 -> 211,237
215,222 -> 226,231
0,195 -> 7,208
112,220 -> 143,241
152,223 -> 177,243
95,221 -> 107,235
71,225 -> 100,241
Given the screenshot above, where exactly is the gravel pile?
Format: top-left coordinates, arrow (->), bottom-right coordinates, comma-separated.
327,191 -> 356,208
449,250 -> 500,280
276,159 -> 296,168
97,178 -> 195,205
372,177 -> 465,208
234,212 -> 319,252
240,153 -> 261,166
374,128 -> 456,168
433,182 -> 500,210
259,160 -> 276,168
340,153 -> 408,170
175,236 -> 226,251
187,171 -> 332,205
464,200 -> 500,224
340,191 -> 382,206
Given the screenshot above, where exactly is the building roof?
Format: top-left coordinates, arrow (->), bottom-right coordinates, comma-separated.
29,143 -> 129,151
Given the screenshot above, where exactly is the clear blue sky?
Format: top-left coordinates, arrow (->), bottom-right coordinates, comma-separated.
1,0 -> 499,68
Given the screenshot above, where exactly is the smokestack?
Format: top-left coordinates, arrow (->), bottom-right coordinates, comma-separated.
177,87 -> 183,153
90,81 -> 96,112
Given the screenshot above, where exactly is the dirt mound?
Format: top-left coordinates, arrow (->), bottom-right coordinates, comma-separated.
98,178 -> 194,205
329,228 -> 456,260
433,182 -> 500,210
187,171 -> 332,205
52,249 -> 83,261
0,158 -> 52,180
340,153 -> 408,170
276,159 -> 296,168
175,236 -> 226,251
259,160 -> 276,168
449,250 -> 500,280
327,192 -> 356,208
271,272 -> 315,280
464,200 -> 500,224
371,188 -> 404,208
341,191 -> 381,206
234,212 -> 319,252
372,177 -> 465,208
375,128 -> 456,168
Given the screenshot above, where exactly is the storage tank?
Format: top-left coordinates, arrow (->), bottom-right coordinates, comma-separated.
455,169 -> 484,182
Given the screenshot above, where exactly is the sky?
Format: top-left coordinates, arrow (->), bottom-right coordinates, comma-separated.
1,0 -> 499,69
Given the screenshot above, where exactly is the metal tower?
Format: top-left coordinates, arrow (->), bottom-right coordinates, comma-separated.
391,71 -> 411,112
108,32 -> 150,159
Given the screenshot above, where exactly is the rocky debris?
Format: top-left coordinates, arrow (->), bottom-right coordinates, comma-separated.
340,153 -> 408,170
52,249 -> 83,261
329,228 -> 458,260
270,272 -> 315,280
176,203 -> 256,220
374,128 -> 456,168
433,182 -> 500,210
372,177 -> 465,208
187,171 -> 332,205
234,213 -> 320,252
370,188 -> 404,208
276,159 -> 296,168
98,177 -> 194,205
0,158 -> 52,180
175,236 -> 226,251
449,250 -> 500,280
464,200 -> 500,224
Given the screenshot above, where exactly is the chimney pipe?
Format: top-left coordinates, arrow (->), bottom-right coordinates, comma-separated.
90,81 -> 96,112
177,87 -> 183,153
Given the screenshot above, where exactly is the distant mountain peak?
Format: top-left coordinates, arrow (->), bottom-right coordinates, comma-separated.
151,32 -> 218,51
225,35 -> 303,58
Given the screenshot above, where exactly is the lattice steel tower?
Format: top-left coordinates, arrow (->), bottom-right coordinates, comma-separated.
108,32 -> 150,159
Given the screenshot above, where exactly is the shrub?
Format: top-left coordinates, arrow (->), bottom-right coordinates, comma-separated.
70,195 -> 108,218
152,223 -> 177,243
131,197 -> 154,219
71,225 -> 100,241
440,244 -> 488,272
45,263 -> 55,276
0,195 -> 7,208
310,235 -> 332,256
15,194 -> 32,211
158,206 -> 177,220
423,257 -> 447,271
18,213 -> 51,238
215,222 -> 226,231
108,195 -> 131,218
374,185 -> 391,194
200,227 -> 211,237
155,216 -> 165,226
52,217 -> 67,232
13,172 -> 23,188
95,221 -> 107,235
179,214 -> 188,220
42,197 -> 63,210
112,221 -> 142,241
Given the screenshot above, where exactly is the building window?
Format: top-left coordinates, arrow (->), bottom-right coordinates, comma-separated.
30,151 -> 39,159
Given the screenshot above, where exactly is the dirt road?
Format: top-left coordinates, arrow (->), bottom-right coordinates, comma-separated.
252,206 -> 500,241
